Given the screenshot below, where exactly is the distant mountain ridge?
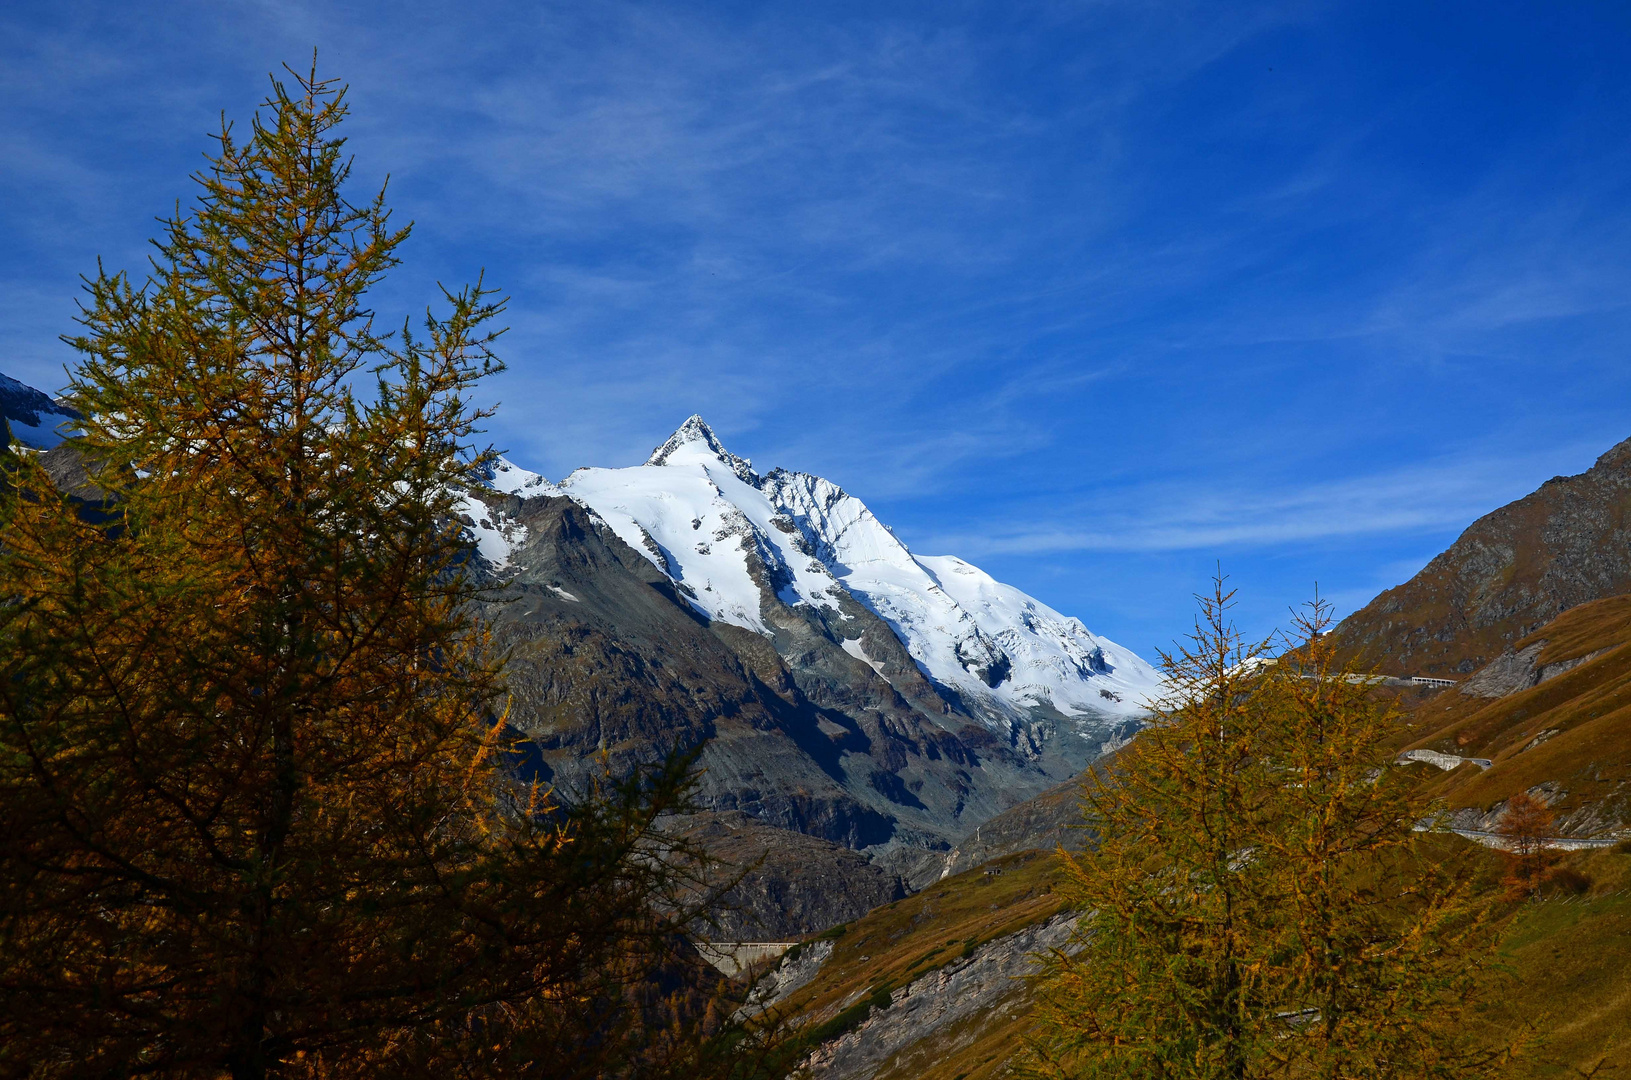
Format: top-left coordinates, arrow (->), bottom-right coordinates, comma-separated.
1335,435 -> 1631,676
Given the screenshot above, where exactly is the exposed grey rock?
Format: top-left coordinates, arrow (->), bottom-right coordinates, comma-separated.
1440,781 -> 1613,838
1398,749 -> 1491,770
1457,639 -> 1616,699
741,939 -> 835,1018
1537,647 -> 1614,685
797,912 -> 1078,1080
39,441 -> 114,502
1458,641 -> 1548,698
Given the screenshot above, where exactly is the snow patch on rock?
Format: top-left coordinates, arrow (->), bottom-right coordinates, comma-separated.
457,492 -> 527,569
0,372 -> 79,450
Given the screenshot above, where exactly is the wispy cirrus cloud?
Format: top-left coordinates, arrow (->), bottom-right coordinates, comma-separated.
4,0 -> 1631,654
916,438 -> 1613,557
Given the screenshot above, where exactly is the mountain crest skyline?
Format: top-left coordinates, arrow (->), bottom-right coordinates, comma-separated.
645,413 -> 760,486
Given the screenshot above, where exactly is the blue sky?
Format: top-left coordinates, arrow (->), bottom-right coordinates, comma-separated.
5,1 -> 1631,659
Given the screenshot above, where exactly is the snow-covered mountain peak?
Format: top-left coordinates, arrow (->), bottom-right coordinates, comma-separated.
645,415 -> 759,485
476,420 -> 1163,727
0,372 -> 79,450
480,457 -> 562,498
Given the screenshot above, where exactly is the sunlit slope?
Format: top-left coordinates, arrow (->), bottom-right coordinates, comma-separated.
1403,594 -> 1631,833
774,840 -> 1631,1079
1467,844 -> 1631,1077
1333,435 -> 1631,678
767,594 -> 1631,1073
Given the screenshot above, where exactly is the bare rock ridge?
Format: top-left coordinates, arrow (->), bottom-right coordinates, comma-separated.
1334,435 -> 1631,676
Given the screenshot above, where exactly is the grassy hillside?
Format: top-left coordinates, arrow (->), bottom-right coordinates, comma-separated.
1469,843 -> 1631,1076
1331,435 -> 1631,678
1402,594 -> 1631,833
776,841 -> 1631,1078
768,597 -> 1631,1075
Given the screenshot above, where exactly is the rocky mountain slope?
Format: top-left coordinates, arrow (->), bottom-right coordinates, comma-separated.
463,416 -> 1159,890
1334,436 -> 1631,676
480,416 -> 1159,725
667,811 -> 907,940
0,372 -> 78,449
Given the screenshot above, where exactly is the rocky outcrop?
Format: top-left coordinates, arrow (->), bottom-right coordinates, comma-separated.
1457,641 -> 1551,698
1397,748 -> 1491,770
1334,435 -> 1631,676
797,912 -> 1078,1079
742,940 -> 835,1017
1457,639 -> 1618,699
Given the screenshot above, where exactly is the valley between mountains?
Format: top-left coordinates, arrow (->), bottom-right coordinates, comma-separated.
9,373 -> 1631,1077
442,408 -> 1631,1078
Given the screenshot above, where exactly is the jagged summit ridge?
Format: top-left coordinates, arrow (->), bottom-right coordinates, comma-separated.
645,414 -> 759,485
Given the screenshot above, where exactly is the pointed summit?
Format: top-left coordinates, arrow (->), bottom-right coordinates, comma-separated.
645,415 -> 759,485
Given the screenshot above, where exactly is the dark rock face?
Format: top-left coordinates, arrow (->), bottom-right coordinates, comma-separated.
935,761 -> 1127,878
476,492 -> 1112,876
667,812 -> 906,939
1334,436 -> 1631,676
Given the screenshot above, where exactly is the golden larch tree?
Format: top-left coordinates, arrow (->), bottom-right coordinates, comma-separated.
1027,580 -> 1507,1080
1496,791 -> 1557,899
0,63 -> 743,1080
